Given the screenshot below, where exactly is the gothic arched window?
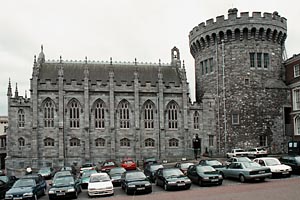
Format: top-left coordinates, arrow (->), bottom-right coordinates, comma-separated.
167,102 -> 178,129
144,101 -> 154,129
120,138 -> 130,147
44,100 -> 55,127
18,109 -> 25,128
193,111 -> 200,130
18,137 -> 25,147
95,101 -> 105,129
44,138 -> 54,146
95,138 -> 105,147
119,101 -> 130,129
70,138 -> 80,146
145,138 -> 155,147
169,138 -> 179,147
69,100 -> 80,128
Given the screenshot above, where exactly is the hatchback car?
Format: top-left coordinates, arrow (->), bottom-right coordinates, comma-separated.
0,176 -> 17,199
218,161 -> 272,182
143,157 -> 158,168
225,157 -> 252,166
199,159 -> 223,169
155,168 -> 191,191
187,165 -> 223,186
5,175 -> 47,200
88,173 -> 114,197
174,162 -> 194,175
79,169 -> 98,189
48,175 -> 81,199
80,163 -> 97,175
121,170 -> 152,195
247,147 -> 268,158
143,164 -> 164,182
279,155 -> 300,173
121,159 -> 137,170
108,167 -> 126,186
100,160 -> 118,173
38,167 -> 54,180
254,157 -> 292,177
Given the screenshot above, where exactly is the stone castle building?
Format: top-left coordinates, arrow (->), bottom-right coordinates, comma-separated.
189,8 -> 292,154
6,47 -> 215,170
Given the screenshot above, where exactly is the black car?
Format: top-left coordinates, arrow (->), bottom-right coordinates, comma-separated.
279,155 -> 300,173
187,165 -> 223,186
174,162 -> 194,175
0,175 -> 18,199
155,168 -> 191,191
48,175 -> 82,200
199,159 -> 224,169
5,174 -> 47,200
108,167 -> 126,186
121,170 -> 152,195
143,164 -> 163,182
143,157 -> 158,168
38,167 -> 54,180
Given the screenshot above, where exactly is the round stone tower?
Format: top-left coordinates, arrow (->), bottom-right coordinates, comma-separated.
189,8 -> 290,154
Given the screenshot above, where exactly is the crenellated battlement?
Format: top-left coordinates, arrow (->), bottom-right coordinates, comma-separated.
189,8 -> 287,57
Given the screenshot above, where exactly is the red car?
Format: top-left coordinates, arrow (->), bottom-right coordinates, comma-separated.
121,158 -> 137,170
100,160 -> 118,172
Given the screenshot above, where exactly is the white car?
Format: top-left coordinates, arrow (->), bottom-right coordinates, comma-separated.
247,147 -> 268,158
88,173 -> 114,197
253,157 -> 292,177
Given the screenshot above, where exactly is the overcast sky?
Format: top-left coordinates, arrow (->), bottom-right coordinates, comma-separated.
0,0 -> 299,116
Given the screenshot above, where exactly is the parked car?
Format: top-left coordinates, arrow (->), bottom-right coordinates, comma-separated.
174,162 -> 194,175
108,167 -> 126,186
0,175 -> 17,199
225,157 -> 252,166
218,161 -> 272,182
121,170 -> 152,195
279,155 -> 300,173
143,157 -> 158,168
38,167 -> 54,180
253,157 -> 292,177
100,160 -> 118,173
155,168 -> 191,191
48,175 -> 82,200
187,165 -> 223,186
121,158 -> 137,170
199,159 -> 224,169
226,149 -> 249,158
53,170 -> 73,182
247,147 -> 268,158
80,163 -> 97,175
143,164 -> 164,182
88,173 -> 114,197
79,169 -> 98,189
5,174 -> 47,200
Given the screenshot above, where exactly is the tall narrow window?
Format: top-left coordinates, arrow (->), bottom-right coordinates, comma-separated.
119,101 -> 130,129
169,138 -> 179,147
250,53 -> 255,68
44,100 -> 54,127
293,89 -> 300,110
209,58 -> 214,73
259,135 -> 267,146
168,102 -> 178,129
209,135 -> 214,146
69,100 -> 80,128
232,113 -> 239,125
95,138 -> 105,146
294,64 -> 300,78
204,60 -> 208,74
200,61 -> 204,75
295,116 -> 300,136
145,138 -> 155,147
257,53 -> 262,68
193,111 -> 200,130
144,102 -> 154,129
95,101 -> 105,129
18,137 -> 25,147
18,109 -> 25,128
263,53 -> 269,68
70,138 -> 80,146
120,138 -> 130,147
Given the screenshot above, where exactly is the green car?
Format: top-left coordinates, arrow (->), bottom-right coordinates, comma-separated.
79,169 -> 98,189
48,175 -> 81,200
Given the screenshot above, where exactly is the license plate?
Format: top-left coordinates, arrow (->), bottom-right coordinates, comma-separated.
258,171 -> 265,174
211,179 -> 218,182
13,198 -> 22,200
282,172 -> 289,174
177,183 -> 185,186
137,187 -> 145,190
57,192 -> 65,196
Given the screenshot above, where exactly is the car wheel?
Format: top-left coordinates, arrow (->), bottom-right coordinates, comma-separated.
239,175 -> 246,183
260,177 -> 265,182
125,187 -> 131,195
155,179 -> 159,186
198,179 -> 203,186
220,172 -> 225,179
164,183 -> 168,191
73,190 -> 78,199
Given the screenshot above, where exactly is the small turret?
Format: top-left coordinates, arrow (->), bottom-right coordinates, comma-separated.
171,47 -> 181,67
7,78 -> 12,97
15,83 -> 18,98
37,45 -> 45,64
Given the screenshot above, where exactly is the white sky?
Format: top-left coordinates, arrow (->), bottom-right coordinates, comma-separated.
0,0 -> 299,115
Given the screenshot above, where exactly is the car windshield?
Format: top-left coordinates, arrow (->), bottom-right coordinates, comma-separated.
206,160 -> 222,166
103,161 -> 115,166
0,176 -> 8,183
82,170 -> 97,178
180,163 -> 194,169
265,159 -> 281,166
164,169 -> 184,178
123,160 -> 134,164
295,157 -> 300,162
90,174 -> 110,182
235,149 -> 245,152
196,165 -> 216,173
82,163 -> 93,168
61,167 -> 72,171
39,168 -> 51,173
13,179 -> 35,188
53,176 -> 74,186
242,162 -> 261,168
237,157 -> 251,162
109,168 -> 126,175
126,172 -> 146,181
150,165 -> 163,172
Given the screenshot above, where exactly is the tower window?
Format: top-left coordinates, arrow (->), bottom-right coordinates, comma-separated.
144,102 -> 154,129
18,137 -> 25,147
44,138 -> 54,146
167,102 -> 178,129
145,138 -> 155,147
95,138 -> 105,146
264,53 -> 269,68
250,53 -> 255,68
232,113 -> 239,125
69,100 -> 80,128
119,101 -> 130,129
120,138 -> 130,147
70,138 -> 80,146
18,109 -> 25,128
193,111 -> 200,130
95,101 -> 105,129
169,138 -> 179,147
294,64 -> 300,78
44,100 -> 55,127
257,53 -> 262,68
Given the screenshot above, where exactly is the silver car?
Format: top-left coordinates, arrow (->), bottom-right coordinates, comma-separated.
219,161 -> 271,182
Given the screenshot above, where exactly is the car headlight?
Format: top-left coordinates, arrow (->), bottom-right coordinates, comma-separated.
128,185 -> 136,188
168,181 -> 176,184
106,186 -> 113,189
23,192 -> 33,197
48,190 -> 55,194
67,188 -> 75,192
203,177 -> 209,180
5,194 -> 13,199
145,183 -> 151,186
